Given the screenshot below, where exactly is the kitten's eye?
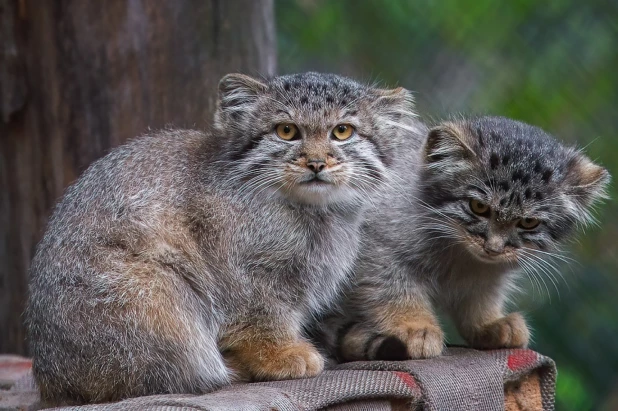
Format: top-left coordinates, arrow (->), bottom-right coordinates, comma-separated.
519,218 -> 540,229
276,124 -> 298,141
469,199 -> 490,216
332,124 -> 354,141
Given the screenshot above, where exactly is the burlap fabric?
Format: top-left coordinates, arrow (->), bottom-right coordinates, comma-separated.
1,348 -> 555,411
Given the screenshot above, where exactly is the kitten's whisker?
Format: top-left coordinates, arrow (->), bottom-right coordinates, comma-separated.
518,249 -> 569,293
518,255 -> 551,301
523,259 -> 547,301
519,249 -> 566,279
521,247 -> 578,265
520,251 -> 561,299
516,257 -> 540,300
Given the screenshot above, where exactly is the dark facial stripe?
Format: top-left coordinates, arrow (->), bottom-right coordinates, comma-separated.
362,162 -> 384,181
358,133 -> 389,166
422,187 -> 461,207
269,148 -> 288,158
466,227 -> 487,239
229,132 -> 267,161
346,151 -> 384,182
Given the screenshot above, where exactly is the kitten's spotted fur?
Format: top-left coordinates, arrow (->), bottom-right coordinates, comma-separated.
328,116 -> 609,361
25,72 -> 416,405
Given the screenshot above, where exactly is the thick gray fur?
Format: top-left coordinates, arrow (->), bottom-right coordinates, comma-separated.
323,116 -> 610,361
25,72 -> 416,404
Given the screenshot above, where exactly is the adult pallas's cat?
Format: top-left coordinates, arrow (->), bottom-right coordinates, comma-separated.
25,72 -> 417,405
330,116 -> 609,361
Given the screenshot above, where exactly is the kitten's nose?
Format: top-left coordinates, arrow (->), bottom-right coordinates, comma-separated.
307,159 -> 327,173
484,241 -> 504,256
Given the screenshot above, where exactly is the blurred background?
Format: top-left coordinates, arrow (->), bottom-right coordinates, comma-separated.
1,1 -> 616,410
275,1 -> 618,409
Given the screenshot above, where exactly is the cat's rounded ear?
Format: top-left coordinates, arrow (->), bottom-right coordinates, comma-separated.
564,152 -> 610,211
424,122 -> 476,170
218,73 -> 267,111
370,87 -> 415,113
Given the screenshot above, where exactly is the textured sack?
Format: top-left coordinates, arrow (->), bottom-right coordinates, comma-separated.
1,348 -> 555,411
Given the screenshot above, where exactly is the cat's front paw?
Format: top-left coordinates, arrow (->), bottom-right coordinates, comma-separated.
228,339 -> 324,382
255,340 -> 324,380
377,319 -> 445,360
468,312 -> 530,349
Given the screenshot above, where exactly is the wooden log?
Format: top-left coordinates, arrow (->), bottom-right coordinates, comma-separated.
0,0 -> 276,354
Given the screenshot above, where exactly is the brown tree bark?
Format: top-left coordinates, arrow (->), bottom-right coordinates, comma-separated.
0,0 -> 276,355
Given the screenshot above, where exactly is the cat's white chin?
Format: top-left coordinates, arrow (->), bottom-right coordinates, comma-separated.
470,252 -> 509,264
464,243 -> 517,265
281,183 -> 361,207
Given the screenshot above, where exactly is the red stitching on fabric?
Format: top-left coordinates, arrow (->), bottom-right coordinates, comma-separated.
393,371 -> 419,390
507,349 -> 537,371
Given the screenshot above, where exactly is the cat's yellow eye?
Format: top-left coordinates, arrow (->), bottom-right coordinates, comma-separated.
469,199 -> 490,215
276,124 -> 298,140
332,124 -> 354,141
519,218 -> 540,229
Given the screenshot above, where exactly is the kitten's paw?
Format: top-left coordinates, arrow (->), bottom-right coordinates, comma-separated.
402,323 -> 445,359
376,320 -> 444,360
468,312 -> 530,349
229,339 -> 324,381
399,320 -> 445,359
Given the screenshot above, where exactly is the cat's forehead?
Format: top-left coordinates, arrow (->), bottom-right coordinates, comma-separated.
472,117 -> 570,182
268,73 -> 366,111
467,117 -> 572,218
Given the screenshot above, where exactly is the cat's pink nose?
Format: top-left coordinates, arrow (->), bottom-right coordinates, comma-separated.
307,159 -> 327,173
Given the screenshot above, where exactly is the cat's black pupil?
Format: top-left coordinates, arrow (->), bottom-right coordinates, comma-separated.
338,125 -> 347,133
283,126 -> 290,133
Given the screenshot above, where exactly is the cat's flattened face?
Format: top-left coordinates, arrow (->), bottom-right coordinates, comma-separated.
215,73 -> 414,206
423,116 -> 609,263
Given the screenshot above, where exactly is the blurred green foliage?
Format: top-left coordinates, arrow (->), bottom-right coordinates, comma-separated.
276,1 -> 618,409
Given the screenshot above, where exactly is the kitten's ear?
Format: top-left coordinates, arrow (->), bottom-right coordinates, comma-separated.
424,122 -> 476,167
218,73 -> 267,110
564,152 -> 610,210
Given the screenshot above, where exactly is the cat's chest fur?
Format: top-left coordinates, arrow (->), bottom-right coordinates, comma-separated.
250,204 -> 361,312
294,209 -> 361,312
199,194 -> 362,315
428,243 -> 515,304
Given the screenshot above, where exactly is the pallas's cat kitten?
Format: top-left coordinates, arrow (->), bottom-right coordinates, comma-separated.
332,116 -> 609,362
25,72 -> 416,404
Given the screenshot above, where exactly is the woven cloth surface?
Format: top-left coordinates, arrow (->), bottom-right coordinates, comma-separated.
2,348 -> 555,411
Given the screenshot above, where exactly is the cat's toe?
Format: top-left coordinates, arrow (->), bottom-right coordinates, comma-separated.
297,344 -> 325,376
255,341 -> 325,380
469,312 -> 530,349
375,321 -> 444,360
403,323 -> 445,359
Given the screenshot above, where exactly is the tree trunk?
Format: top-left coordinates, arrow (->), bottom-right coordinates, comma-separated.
0,0 -> 276,355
